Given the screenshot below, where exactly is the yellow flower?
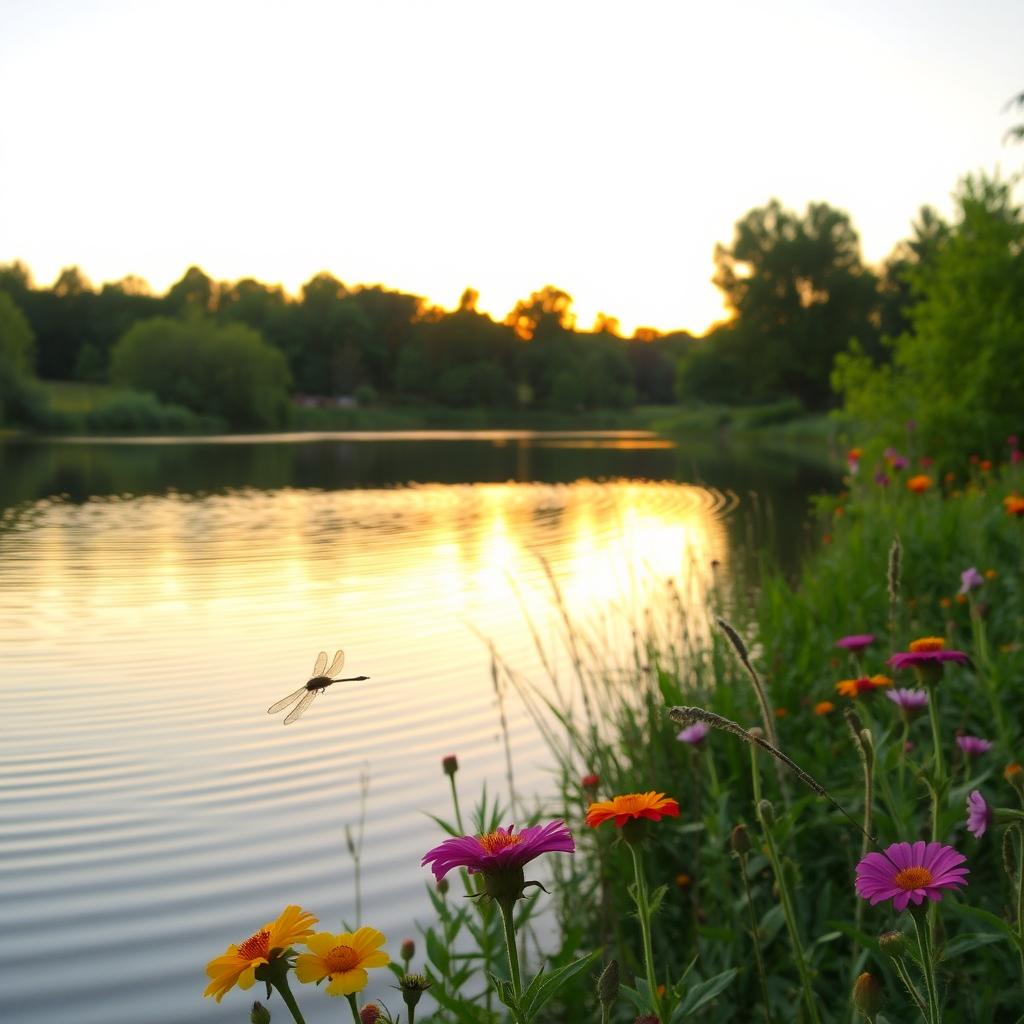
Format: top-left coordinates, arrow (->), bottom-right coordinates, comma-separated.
909,637 -> 945,653
204,905 -> 318,1003
296,927 -> 390,996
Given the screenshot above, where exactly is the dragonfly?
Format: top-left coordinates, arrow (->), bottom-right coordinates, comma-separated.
267,650 -> 369,725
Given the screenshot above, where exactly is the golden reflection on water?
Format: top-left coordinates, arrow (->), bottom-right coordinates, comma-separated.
1,478 -> 735,1024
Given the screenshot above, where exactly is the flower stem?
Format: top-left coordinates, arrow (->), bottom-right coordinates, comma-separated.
497,896 -> 523,1003
345,994 -> 362,1024
756,794 -> 821,1024
272,975 -> 308,1024
738,852 -> 775,1024
448,774 -> 465,835
926,693 -> 945,843
910,907 -> 941,1024
627,843 -> 663,1022
891,955 -> 929,1020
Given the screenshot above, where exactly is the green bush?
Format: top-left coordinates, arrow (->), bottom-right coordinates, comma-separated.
109,316 -> 291,428
83,390 -> 212,433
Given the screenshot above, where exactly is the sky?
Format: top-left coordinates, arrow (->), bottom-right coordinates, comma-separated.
1,0 -> 1021,336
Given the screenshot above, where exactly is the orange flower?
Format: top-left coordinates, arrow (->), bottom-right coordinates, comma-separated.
1004,494 -> 1024,517
204,905 -> 318,1003
774,707 -> 788,718
814,700 -> 835,715
675,872 -> 691,888
586,791 -> 680,828
939,597 -> 952,609
909,637 -> 945,652
985,569 -> 998,580
836,675 -> 893,699
907,475 -> 933,493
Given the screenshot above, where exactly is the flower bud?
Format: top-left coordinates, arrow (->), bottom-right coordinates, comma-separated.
400,973 -> 431,1012
852,972 -> 882,1017
360,1004 -> 381,1024
250,1002 -> 272,1024
878,930 -> 906,958
730,824 -> 751,855
597,959 -> 619,1006
582,773 -> 600,790
400,938 -> 415,964
1006,762 -> 1024,798
757,799 -> 775,826
748,726 -> 765,739
442,754 -> 459,776
436,877 -> 450,896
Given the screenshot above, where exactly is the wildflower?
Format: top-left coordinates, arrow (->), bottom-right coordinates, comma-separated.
959,567 -> 985,594
966,791 -> 992,838
852,972 -> 883,1017
939,597 -> 952,609
874,471 -> 891,487
399,974 -> 432,1015
204,905 -> 318,1003
1004,495 -> 1024,517
421,820 -> 574,885
847,448 -> 862,474
581,772 -> 600,790
956,735 -> 992,758
885,688 -> 929,720
836,633 -> 875,652
814,700 -> 835,715
855,841 -> 968,911
295,926 -> 390,997
836,675 -> 892,699
887,637 -> 969,673
955,593 -> 968,605
773,707 -> 788,718
907,475 -> 932,493
980,459 -> 992,473
891,455 -> 908,471
361,1005 -> 382,1024
400,938 -> 415,966
677,721 -> 710,746
920,457 -> 934,468
441,754 -> 459,776
1005,763 -> 1024,797
586,792 -> 680,829
675,872 -> 691,888
985,569 -> 998,580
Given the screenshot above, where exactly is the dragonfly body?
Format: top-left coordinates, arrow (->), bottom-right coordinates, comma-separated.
268,650 -> 369,724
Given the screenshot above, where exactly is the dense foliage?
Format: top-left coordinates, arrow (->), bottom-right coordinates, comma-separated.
833,175 -> 1024,461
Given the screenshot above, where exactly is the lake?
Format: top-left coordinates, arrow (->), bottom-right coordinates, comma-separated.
0,431 -> 835,1024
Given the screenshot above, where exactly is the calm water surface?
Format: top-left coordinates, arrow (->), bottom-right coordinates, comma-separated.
0,432 -> 835,1024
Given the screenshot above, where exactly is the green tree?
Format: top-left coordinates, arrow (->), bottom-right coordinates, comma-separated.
110,317 -> 291,428
833,174 -> 1024,458
699,199 -> 880,408
0,292 -> 39,424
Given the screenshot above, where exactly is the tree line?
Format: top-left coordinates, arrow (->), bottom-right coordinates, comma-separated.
1,170 -> 1019,442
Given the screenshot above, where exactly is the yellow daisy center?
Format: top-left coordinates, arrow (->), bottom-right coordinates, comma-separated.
237,929 -> 270,962
893,866 -> 934,890
909,637 -> 945,652
324,944 -> 360,973
477,830 -> 523,854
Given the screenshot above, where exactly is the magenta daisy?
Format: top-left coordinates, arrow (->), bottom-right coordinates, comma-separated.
677,721 -> 710,746
836,633 -> 875,652
887,637 -> 970,672
421,820 -> 574,883
885,688 -> 929,720
855,841 -> 968,911
966,791 -> 992,838
956,735 -> 993,758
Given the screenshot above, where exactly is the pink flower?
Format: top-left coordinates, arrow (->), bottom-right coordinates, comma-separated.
856,841 -> 968,911
887,637 -> 969,672
959,567 -> 985,594
966,791 -> 992,838
836,634 -> 875,652
421,821 -> 574,882
956,735 -> 993,758
677,721 -> 710,746
885,688 -> 929,720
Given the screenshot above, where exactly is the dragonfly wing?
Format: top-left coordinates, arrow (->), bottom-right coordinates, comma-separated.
268,686 -> 307,715
284,689 -> 316,725
312,651 -> 328,677
325,649 -> 345,678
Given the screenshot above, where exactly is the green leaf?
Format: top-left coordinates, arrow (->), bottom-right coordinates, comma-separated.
648,883 -> 668,917
619,983 -> 648,1015
944,931 -> 1007,957
944,900 -> 1024,952
519,951 -> 601,1022
674,967 -> 738,1017
425,927 -> 450,973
